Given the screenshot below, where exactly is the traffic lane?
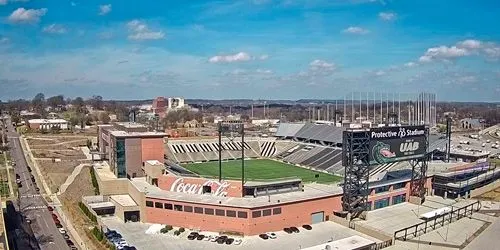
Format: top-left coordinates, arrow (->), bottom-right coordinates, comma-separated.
26,206 -> 70,250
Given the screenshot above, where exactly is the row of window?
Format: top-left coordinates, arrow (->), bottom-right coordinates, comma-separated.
372,182 -> 406,194
366,194 -> 407,211
146,200 -> 283,219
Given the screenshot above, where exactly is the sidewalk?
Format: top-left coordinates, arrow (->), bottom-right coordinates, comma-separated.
20,136 -> 89,250
58,163 -> 90,195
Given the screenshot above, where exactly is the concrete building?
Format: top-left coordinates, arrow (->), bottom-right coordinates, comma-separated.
27,118 -> 70,130
97,122 -> 166,178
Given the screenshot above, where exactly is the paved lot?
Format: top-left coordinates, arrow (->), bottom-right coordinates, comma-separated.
101,217 -> 380,250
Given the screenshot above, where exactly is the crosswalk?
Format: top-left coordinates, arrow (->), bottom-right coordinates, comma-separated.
20,194 -> 43,198
23,205 -> 47,211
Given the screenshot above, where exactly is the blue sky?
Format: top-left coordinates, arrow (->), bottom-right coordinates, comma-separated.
0,0 -> 499,101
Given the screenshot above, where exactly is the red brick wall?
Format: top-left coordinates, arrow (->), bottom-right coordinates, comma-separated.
141,138 -> 164,164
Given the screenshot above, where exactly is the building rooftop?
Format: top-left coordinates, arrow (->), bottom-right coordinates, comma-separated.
131,177 -> 343,209
94,163 -> 118,181
302,235 -> 375,250
115,122 -> 148,129
110,195 -> 138,207
28,118 -> 68,124
109,130 -> 167,138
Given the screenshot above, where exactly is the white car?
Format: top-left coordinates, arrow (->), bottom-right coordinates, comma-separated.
209,235 -> 218,242
203,235 -> 211,241
234,239 -> 242,245
58,228 -> 66,234
266,232 -> 277,239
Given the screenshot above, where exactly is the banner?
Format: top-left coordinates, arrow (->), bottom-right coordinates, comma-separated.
369,126 -> 427,165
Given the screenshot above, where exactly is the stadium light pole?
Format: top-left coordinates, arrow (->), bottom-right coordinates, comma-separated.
218,122 -> 222,182
241,124 -> 245,197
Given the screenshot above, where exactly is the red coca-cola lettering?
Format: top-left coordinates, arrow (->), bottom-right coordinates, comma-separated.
170,178 -> 230,197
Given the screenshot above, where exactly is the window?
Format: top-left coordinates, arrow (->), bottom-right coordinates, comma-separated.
392,194 -> 406,205
252,211 -> 261,218
146,201 -> 153,207
116,139 -> 127,178
393,182 -> 406,190
184,206 -> 193,212
204,208 -> 214,215
194,207 -> 203,214
262,209 -> 272,217
174,205 -> 183,211
238,211 -> 248,218
374,185 -> 390,194
154,202 -> 163,209
374,198 -> 390,210
215,209 -> 225,216
272,207 -> 282,215
226,210 -> 236,217
164,203 -> 173,210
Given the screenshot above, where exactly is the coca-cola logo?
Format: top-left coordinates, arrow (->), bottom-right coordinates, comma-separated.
170,178 -> 230,197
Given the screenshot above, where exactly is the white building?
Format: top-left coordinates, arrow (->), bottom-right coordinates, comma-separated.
28,119 -> 70,130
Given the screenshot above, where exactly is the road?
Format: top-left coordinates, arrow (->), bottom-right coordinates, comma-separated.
4,117 -> 71,250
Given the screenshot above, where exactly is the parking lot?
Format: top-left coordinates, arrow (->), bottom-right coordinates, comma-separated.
101,216 -> 380,250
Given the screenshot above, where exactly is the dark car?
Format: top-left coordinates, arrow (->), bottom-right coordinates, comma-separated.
259,234 -> 269,240
35,187 -> 40,192
17,183 -> 22,188
47,206 -> 54,211
66,239 -> 74,246
55,223 -> 63,228
187,234 -> 196,240
302,225 -> 312,230
27,167 -> 32,172
196,234 -> 205,240
216,237 -> 226,244
283,228 -> 293,234
290,227 -> 300,233
51,214 -> 58,220
225,238 -> 235,244
123,247 -> 137,250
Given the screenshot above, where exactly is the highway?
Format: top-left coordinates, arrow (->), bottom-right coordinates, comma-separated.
4,117 -> 71,250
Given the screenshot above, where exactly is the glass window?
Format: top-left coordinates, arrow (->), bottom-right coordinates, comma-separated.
393,182 -> 406,190
374,198 -> 390,210
226,210 -> 236,217
145,201 -> 153,207
392,194 -> 406,205
164,203 -> 173,210
215,209 -> 225,216
116,139 -> 126,178
374,186 -> 390,194
194,207 -> 203,214
262,209 -> 272,216
272,207 -> 282,215
154,202 -> 163,209
238,211 -> 248,218
252,211 -> 261,218
174,205 -> 183,211
204,208 -> 214,215
184,206 -> 193,212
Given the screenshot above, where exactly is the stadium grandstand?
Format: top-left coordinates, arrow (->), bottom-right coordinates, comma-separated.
164,122 -> 450,176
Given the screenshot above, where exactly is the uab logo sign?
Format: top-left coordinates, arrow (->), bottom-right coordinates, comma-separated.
400,142 -> 419,152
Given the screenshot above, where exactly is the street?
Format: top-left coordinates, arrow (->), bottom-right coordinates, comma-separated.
4,117 -> 71,250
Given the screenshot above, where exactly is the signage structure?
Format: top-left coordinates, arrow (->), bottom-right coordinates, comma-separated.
170,178 -> 230,197
369,125 -> 427,165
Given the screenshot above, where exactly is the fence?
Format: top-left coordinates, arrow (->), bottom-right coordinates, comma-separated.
393,200 -> 481,241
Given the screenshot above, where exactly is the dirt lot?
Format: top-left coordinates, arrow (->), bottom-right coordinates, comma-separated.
60,166 -> 106,250
476,187 -> 500,202
27,135 -> 92,193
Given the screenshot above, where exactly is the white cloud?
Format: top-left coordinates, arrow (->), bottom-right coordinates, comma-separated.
404,62 -> 418,67
1,0 -> 30,5
309,59 -> 336,71
342,26 -> 369,35
42,24 -> 67,34
419,39 -> 500,62
379,12 -> 397,21
256,69 -> 273,74
259,54 -> 269,60
375,70 -> 386,76
126,20 -> 165,41
8,8 -> 47,24
209,52 -> 251,63
99,4 -> 112,15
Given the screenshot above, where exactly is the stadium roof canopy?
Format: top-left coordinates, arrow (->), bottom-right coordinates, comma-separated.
276,123 -> 344,144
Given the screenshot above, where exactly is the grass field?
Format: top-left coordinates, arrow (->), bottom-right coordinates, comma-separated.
183,159 -> 342,184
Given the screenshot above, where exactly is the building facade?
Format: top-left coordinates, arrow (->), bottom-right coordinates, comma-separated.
28,119 -> 70,130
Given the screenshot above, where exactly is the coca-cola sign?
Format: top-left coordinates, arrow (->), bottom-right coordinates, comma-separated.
170,178 -> 230,197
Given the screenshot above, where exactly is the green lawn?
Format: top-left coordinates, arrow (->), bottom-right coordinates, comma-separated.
182,159 -> 342,184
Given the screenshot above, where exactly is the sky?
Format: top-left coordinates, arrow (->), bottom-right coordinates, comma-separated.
0,0 -> 499,101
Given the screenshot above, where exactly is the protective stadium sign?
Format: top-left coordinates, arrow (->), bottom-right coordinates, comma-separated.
369,125 -> 426,165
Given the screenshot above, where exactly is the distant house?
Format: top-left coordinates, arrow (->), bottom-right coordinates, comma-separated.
460,118 -> 482,130
28,119 -> 70,130
184,120 -> 199,128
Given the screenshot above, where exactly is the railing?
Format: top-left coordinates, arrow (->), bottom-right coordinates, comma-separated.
393,200 -> 481,241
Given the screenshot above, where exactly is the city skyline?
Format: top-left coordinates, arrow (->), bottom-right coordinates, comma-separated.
1,0 -> 499,101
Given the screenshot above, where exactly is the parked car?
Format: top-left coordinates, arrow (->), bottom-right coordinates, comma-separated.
283,227 -> 293,234
302,225 -> 312,230
234,239 -> 242,245
259,234 -> 269,240
58,228 -> 66,234
225,238 -> 235,244
196,234 -> 205,240
51,214 -> 58,220
53,219 -> 61,225
55,223 -> 63,228
216,237 -> 226,244
187,234 -> 196,240
47,206 -> 54,211
290,227 -> 300,233
208,235 -> 217,242
65,239 -> 74,246
266,232 -> 277,239
63,234 -> 70,239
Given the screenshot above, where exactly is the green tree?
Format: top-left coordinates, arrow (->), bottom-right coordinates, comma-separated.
32,93 -> 46,115
47,95 -> 65,109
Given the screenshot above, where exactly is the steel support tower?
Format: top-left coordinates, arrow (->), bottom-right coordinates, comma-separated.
409,128 -> 429,201
342,130 -> 370,220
